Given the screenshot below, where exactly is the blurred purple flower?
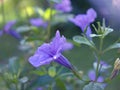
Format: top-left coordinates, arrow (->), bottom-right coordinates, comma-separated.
54,0 -> 72,12
0,20 -> 21,40
30,18 -> 47,28
36,87 -> 43,90
93,61 -> 111,72
70,8 -> 97,38
88,70 -> 104,82
29,30 -> 73,69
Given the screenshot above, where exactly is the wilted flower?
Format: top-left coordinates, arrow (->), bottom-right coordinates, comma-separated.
0,20 -> 21,40
29,30 -> 73,69
110,58 -> 120,79
30,18 -> 47,28
54,0 -> 72,12
88,70 -> 104,82
70,8 -> 97,38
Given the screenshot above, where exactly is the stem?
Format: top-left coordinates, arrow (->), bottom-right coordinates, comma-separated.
95,56 -> 100,81
45,1 -> 53,41
21,83 -> 24,90
1,0 -> 5,25
49,84 -> 53,90
71,67 -> 89,82
99,37 -> 104,52
15,83 -> 19,90
95,37 -> 104,81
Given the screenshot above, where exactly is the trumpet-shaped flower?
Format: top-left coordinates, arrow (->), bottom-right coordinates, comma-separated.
70,8 -> 97,38
54,0 -> 72,12
30,18 -> 47,28
0,20 -> 21,40
29,30 -> 73,69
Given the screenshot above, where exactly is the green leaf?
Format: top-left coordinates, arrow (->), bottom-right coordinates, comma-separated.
48,66 -> 56,77
55,78 -> 66,90
8,57 -> 20,74
104,43 -> 120,52
26,75 -> 54,90
31,70 -> 46,76
73,35 -> 95,48
16,26 -> 33,33
83,82 -> 105,90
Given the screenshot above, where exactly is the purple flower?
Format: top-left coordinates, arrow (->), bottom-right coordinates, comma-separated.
36,87 -> 43,90
30,18 -> 47,28
29,30 -> 73,69
70,8 -> 97,38
93,61 -> 111,72
54,0 -> 72,12
88,70 -> 104,82
0,20 -> 21,40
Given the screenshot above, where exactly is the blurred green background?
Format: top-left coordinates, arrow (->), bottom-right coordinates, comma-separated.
0,0 -> 120,90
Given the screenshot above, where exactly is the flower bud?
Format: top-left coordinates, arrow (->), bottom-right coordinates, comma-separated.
110,58 -> 120,79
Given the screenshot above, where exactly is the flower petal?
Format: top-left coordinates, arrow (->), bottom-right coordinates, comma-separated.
30,18 -> 47,27
4,20 -> 16,32
28,52 -> 52,67
87,8 -> 97,22
8,30 -> 21,40
88,70 -> 96,81
55,0 -> 72,12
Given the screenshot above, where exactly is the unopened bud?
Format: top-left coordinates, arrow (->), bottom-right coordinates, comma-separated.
110,58 -> 120,79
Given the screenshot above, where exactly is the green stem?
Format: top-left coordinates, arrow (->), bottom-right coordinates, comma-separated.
15,83 -> 19,90
21,83 -> 24,90
49,84 -> 53,90
45,2 -> 53,41
71,67 -> 89,82
95,37 -> 104,81
99,37 -> 104,52
95,56 -> 100,81
1,0 -> 5,25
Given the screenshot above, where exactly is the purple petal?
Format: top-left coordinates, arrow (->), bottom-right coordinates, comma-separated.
30,18 -> 47,27
29,52 -> 53,67
36,87 -> 43,90
87,8 -> 97,23
69,8 -> 97,37
97,76 -> 104,82
55,0 -> 72,12
62,41 -> 73,51
8,30 -> 21,40
51,30 -> 73,53
4,20 -> 16,32
88,70 -> 96,81
86,26 -> 92,39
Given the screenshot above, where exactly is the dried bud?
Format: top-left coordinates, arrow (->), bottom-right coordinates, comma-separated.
110,58 -> 120,79
114,58 -> 120,70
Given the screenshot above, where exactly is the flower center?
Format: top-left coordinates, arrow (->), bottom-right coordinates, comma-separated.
53,56 -> 57,59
